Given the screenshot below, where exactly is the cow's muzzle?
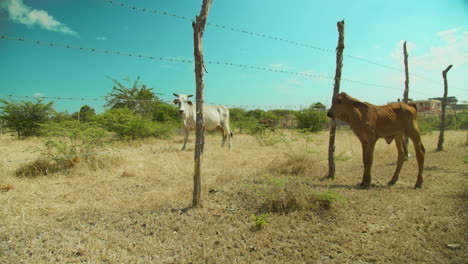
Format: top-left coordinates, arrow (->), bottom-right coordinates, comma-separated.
327,110 -> 334,118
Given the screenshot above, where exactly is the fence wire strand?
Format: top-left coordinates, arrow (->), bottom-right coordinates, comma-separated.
103,0 -> 452,86
2,35 -> 433,96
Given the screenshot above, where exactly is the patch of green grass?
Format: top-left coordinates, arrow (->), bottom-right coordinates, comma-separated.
251,213 -> 270,230
335,152 -> 351,162
463,155 -> 468,164
263,174 -> 290,186
312,189 -> 345,209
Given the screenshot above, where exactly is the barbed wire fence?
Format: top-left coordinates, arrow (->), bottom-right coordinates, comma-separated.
103,0 -> 463,91
0,0 -> 464,165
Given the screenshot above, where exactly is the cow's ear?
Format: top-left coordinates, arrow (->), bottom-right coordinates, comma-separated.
173,93 -> 179,97
187,100 -> 193,105
187,94 -> 194,98
172,99 -> 179,105
352,101 -> 368,109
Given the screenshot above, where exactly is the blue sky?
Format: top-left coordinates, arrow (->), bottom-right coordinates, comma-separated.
0,0 -> 467,113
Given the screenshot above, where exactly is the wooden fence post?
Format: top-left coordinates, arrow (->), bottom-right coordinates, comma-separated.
328,20 -> 345,179
437,64 -> 453,151
402,41 -> 410,158
192,0 -> 212,208
403,41 -> 409,103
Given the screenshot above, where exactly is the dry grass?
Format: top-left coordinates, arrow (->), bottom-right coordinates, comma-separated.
0,130 -> 467,263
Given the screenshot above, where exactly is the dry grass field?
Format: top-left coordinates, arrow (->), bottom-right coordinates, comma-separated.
1,130 -> 467,263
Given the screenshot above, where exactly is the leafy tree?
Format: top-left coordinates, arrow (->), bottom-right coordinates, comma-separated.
50,111 -> 74,123
312,102 -> 326,109
267,109 -> 296,119
295,105 -> 329,132
246,109 -> 266,120
105,76 -> 161,118
0,99 -> 55,138
72,105 -> 96,122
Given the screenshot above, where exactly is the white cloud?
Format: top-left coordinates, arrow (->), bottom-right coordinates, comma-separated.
96,36 -> 107,41
1,0 -> 78,36
33,93 -> 44,98
392,27 -> 468,72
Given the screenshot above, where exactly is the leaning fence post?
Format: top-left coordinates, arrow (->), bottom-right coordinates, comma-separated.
328,20 -> 345,179
192,0 -> 212,208
437,64 -> 453,151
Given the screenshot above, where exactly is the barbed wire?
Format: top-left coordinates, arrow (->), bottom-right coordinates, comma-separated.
103,0 -> 448,86
1,35 -> 419,95
0,94 -> 312,110
1,136 -> 298,164
0,35 -> 195,64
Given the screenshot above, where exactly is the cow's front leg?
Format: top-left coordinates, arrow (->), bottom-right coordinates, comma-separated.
181,130 -> 189,151
360,140 -> 376,188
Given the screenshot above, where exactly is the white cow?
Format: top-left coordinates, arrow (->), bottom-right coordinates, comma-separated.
173,93 -> 233,150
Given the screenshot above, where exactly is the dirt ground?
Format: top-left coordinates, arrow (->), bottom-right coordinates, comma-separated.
0,130 -> 467,263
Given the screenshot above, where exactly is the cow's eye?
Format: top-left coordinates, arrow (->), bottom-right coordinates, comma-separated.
337,99 -> 342,104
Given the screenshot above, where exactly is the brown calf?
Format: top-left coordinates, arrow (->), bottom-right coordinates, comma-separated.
327,92 -> 425,189
258,119 -> 276,133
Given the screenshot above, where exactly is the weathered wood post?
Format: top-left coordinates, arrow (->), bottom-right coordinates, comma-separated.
192,0 -> 212,208
437,64 -> 453,151
403,41 -> 409,104
402,41 -> 410,158
328,20 -> 345,179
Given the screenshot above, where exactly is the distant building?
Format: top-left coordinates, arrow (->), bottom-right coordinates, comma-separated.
389,99 -> 442,112
428,96 -> 458,106
412,99 -> 442,111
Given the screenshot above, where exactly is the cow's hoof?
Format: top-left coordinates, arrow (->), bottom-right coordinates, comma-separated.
388,181 -> 397,186
414,183 -> 423,189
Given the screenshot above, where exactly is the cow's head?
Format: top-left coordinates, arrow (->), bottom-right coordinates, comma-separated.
327,92 -> 368,122
173,93 -> 193,115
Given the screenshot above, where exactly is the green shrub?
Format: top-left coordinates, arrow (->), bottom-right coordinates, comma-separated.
295,107 -> 328,132
40,120 -> 111,162
95,108 -> 175,140
312,190 -> 344,209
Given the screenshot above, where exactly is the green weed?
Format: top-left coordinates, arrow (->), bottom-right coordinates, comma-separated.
251,213 -> 270,230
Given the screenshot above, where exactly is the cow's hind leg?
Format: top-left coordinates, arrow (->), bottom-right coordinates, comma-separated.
219,127 -> 227,148
360,140 -> 376,188
408,131 -> 425,188
389,135 -> 405,186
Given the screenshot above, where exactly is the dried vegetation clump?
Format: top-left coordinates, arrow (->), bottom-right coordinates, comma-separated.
14,155 -> 122,177
15,157 -> 80,177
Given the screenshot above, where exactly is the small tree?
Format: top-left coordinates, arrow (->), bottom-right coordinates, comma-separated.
72,105 -> 96,122
105,76 -> 161,118
312,102 -> 326,110
0,99 -> 55,138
